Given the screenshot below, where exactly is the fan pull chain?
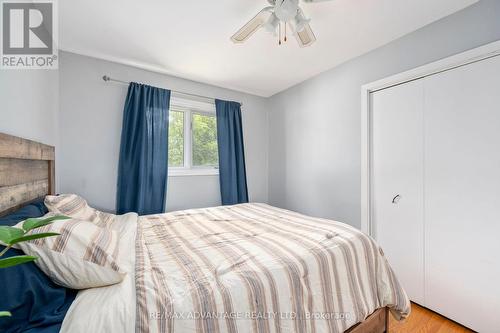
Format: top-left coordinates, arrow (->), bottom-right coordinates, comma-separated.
279,22 -> 282,45
284,22 -> 287,42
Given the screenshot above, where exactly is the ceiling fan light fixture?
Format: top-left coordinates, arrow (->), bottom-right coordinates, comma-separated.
263,13 -> 280,34
274,0 -> 300,21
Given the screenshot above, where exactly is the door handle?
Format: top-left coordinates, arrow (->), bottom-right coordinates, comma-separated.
392,195 -> 401,204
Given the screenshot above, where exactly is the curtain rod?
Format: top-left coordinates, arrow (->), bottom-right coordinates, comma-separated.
102,75 -> 242,106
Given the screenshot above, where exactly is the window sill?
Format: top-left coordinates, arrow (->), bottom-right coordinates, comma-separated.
168,168 -> 219,177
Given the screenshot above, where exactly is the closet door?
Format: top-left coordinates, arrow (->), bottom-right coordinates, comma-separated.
424,55 -> 500,332
371,80 -> 424,304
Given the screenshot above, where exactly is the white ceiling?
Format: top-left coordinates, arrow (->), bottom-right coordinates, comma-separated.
60,0 -> 477,97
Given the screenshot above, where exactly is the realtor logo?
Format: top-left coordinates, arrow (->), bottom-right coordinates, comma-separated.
1,0 -> 58,69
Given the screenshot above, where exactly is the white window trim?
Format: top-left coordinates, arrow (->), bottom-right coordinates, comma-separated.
168,95 -> 219,177
169,167 -> 219,177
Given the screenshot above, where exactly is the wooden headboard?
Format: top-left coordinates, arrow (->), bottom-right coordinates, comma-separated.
0,133 -> 55,217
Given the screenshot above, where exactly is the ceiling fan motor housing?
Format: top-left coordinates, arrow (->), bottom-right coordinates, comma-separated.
274,0 -> 300,21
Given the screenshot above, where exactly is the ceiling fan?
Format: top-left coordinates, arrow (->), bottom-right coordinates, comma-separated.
231,0 -> 332,48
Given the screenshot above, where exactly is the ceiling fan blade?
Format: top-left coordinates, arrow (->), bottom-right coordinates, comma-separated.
231,8 -> 272,44
295,22 -> 316,47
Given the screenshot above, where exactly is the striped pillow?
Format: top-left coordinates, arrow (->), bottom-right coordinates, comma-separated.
14,218 -> 126,289
44,194 -> 115,228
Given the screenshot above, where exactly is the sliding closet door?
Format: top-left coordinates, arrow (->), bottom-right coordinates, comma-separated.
371,80 -> 424,305
424,55 -> 500,332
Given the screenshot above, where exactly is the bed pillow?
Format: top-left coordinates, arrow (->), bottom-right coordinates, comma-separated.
44,194 -> 115,227
0,200 -> 76,333
0,199 -> 48,226
44,194 -> 98,220
14,217 -> 126,289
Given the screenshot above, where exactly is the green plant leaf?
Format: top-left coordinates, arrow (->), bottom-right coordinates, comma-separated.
0,255 -> 37,268
9,232 -> 60,246
0,311 -> 11,317
22,215 -> 70,232
0,226 -> 24,245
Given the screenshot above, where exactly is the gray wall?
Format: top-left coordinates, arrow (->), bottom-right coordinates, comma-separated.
3,0 -> 499,222
268,0 -> 500,228
0,70 -> 58,146
58,52 -> 269,212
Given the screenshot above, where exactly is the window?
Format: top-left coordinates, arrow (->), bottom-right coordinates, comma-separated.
168,94 -> 219,176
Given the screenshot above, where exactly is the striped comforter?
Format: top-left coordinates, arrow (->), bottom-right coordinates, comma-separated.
135,203 -> 410,333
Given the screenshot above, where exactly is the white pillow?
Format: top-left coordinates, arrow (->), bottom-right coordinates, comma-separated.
44,194 -> 115,227
15,218 -> 126,289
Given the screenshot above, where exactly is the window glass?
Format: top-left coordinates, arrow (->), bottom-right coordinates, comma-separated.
192,113 -> 218,167
168,110 -> 184,167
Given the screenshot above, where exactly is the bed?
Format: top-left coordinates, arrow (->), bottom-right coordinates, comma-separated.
0,132 -> 410,333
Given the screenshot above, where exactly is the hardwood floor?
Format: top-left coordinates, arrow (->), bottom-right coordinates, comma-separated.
389,303 -> 474,333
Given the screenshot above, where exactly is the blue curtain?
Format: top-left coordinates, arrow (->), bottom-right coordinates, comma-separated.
215,99 -> 249,205
116,82 -> 170,215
